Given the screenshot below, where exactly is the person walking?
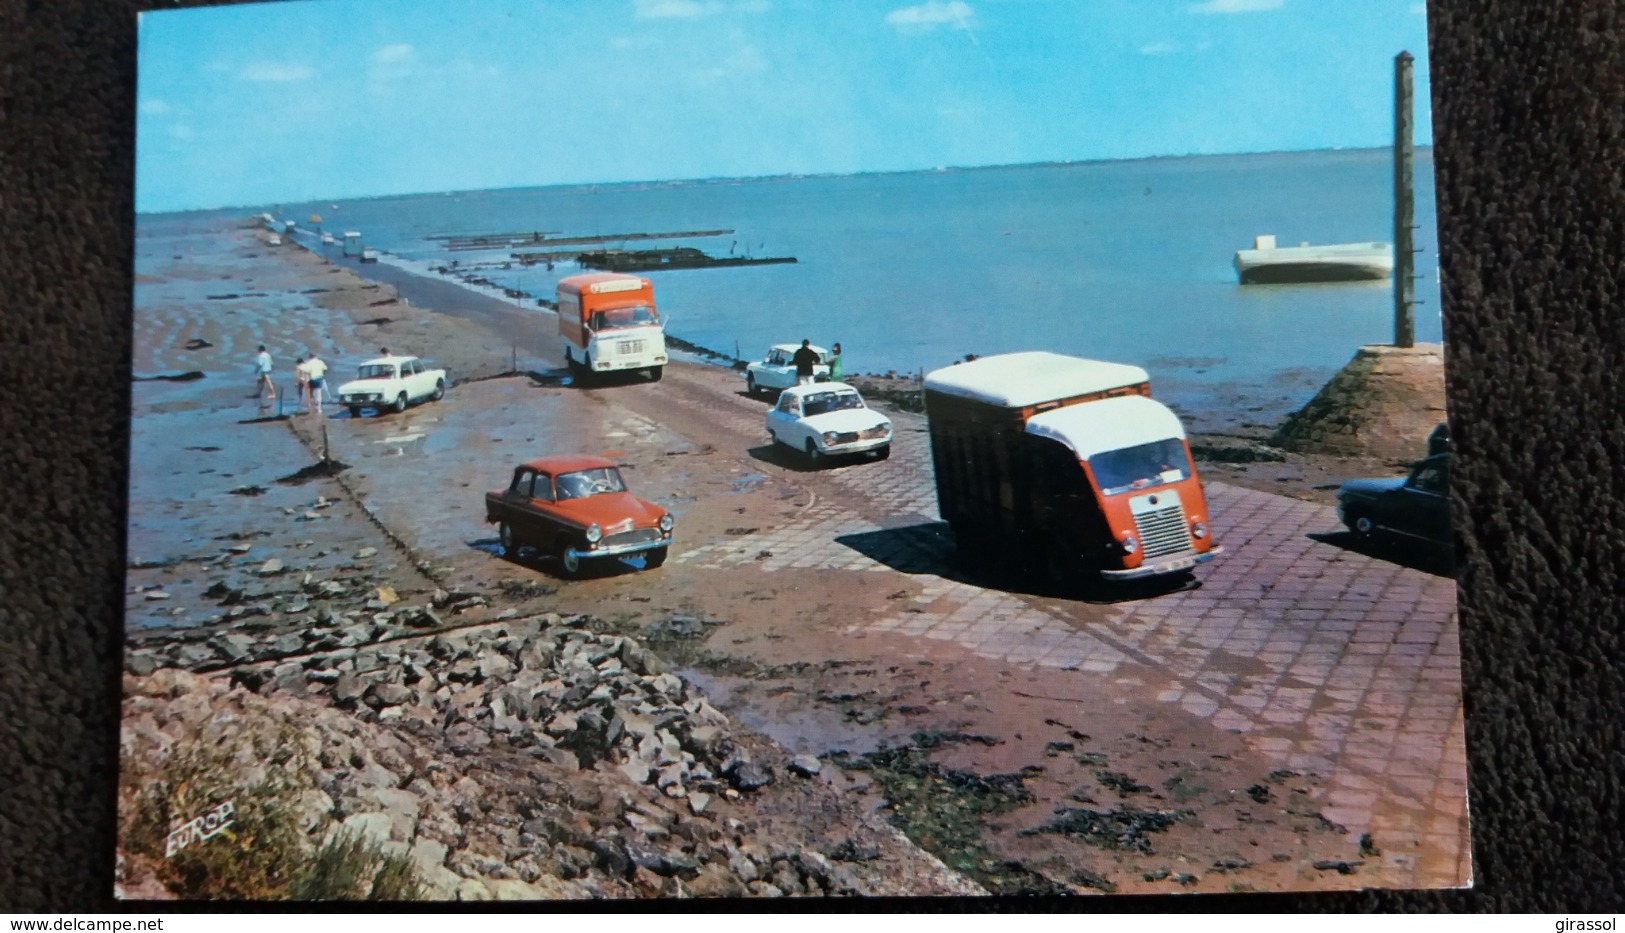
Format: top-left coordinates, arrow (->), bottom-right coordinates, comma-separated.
304,352 -> 329,413
294,357 -> 312,412
253,345 -> 276,406
792,339 -> 821,386
828,342 -> 844,382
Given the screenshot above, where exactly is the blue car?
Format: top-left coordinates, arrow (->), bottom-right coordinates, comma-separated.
1336,453 -> 1452,547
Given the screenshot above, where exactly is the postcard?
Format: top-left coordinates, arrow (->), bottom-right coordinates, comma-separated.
119,0 -> 1466,900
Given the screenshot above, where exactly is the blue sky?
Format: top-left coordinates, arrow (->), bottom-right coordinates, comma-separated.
136,0 -> 1433,213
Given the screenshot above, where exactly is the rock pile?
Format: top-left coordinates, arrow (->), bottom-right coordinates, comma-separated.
118,613 -> 984,900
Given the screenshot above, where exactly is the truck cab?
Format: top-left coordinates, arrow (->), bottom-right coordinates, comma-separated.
557,273 -> 668,383
924,351 -> 1221,584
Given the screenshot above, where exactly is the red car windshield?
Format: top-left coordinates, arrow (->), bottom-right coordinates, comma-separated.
554,467 -> 627,501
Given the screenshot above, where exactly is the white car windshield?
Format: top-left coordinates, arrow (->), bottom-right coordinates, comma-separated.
357,364 -> 397,380
554,467 -> 627,501
1090,438 -> 1192,496
591,305 -> 659,331
801,391 -> 864,417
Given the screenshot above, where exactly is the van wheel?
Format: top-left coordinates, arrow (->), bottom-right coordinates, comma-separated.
873,444 -> 891,461
392,393 -> 408,413
431,380 -> 445,401
648,366 -> 663,383
644,547 -> 668,569
348,405 -> 362,418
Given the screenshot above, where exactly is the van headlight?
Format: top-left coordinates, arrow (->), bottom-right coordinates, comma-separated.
659,514 -> 673,532
585,524 -> 602,544
1120,534 -> 1138,554
1191,521 -> 1207,539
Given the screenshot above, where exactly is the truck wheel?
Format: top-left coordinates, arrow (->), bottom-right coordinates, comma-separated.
348,405 -> 362,418
804,439 -> 821,464
644,547 -> 668,569
431,380 -> 445,401
873,444 -> 891,461
392,393 -> 408,413
498,522 -> 519,557
648,366 -> 663,383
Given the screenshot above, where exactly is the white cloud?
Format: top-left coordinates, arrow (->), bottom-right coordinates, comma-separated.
239,62 -> 315,82
635,0 -> 719,17
1190,0 -> 1283,13
372,44 -> 414,64
1140,41 -> 1179,55
694,40 -> 769,85
887,1 -> 975,32
139,99 -> 170,115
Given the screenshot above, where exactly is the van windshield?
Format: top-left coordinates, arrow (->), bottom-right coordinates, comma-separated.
1089,438 -> 1192,496
590,305 -> 659,331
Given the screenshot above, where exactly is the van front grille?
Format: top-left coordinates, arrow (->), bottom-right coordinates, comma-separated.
1134,503 -> 1193,559
616,339 -> 646,357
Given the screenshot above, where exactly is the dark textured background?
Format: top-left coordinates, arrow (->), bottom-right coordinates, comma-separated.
3,0 -> 1622,913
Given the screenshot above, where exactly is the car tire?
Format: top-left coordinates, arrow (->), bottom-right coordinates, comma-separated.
498,522 -> 519,557
431,379 -> 445,401
746,374 -> 758,396
557,543 -> 584,578
644,547 -> 668,569
392,393 -> 408,414
1351,514 -> 1376,537
804,439 -> 821,464
348,405 -> 362,418
873,444 -> 891,461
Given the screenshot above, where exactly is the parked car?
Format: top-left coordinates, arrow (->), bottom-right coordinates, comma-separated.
1427,422 -> 1451,457
1336,452 -> 1452,547
484,454 -> 674,577
745,343 -> 831,396
766,382 -> 892,463
337,355 -> 448,417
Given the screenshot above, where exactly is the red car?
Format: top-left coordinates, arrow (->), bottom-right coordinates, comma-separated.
484,454 -> 674,577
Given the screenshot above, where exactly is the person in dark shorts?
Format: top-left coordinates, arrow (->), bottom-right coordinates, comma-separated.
304,353 -> 329,413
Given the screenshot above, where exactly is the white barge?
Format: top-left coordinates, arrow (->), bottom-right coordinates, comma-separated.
1234,235 -> 1394,284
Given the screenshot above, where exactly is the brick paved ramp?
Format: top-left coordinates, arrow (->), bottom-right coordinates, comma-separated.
677,400 -> 1469,890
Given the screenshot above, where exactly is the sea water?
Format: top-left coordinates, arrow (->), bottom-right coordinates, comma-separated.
222,148 -> 1445,429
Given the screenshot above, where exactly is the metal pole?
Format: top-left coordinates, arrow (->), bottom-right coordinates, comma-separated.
1394,50 -> 1416,349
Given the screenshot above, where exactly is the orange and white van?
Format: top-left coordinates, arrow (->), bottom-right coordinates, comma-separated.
557,273 -> 668,383
924,351 -> 1221,583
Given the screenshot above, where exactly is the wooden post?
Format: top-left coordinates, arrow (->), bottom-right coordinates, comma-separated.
1393,50 -> 1416,349
512,344 -> 517,374
321,421 -> 331,463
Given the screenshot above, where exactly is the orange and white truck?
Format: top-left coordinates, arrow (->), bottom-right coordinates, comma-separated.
924,351 -> 1222,584
556,273 -> 668,383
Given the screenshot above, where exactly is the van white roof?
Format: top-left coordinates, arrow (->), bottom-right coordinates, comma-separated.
924,352 -> 1149,408
1025,394 -> 1186,460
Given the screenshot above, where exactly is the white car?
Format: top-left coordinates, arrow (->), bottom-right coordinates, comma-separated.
744,343 -> 831,397
766,382 -> 892,463
337,355 -> 448,417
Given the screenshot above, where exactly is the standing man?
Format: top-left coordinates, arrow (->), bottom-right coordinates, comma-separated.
792,339 -> 820,386
294,357 -> 312,412
304,352 -> 329,414
253,345 -> 276,406
828,342 -> 844,383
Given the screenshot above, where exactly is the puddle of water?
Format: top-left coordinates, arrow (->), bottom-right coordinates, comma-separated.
681,667 -> 894,757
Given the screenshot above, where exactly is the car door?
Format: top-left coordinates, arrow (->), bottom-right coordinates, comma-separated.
527,471 -> 560,543
759,349 -> 785,389
503,468 -> 537,539
768,392 -> 801,446
1400,457 -> 1451,544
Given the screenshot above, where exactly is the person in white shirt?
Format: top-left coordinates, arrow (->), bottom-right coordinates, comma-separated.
253,345 -> 276,406
304,354 -> 329,413
294,357 -> 311,412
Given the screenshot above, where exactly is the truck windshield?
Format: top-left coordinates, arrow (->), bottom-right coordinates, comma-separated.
1089,438 -> 1193,496
802,391 -> 864,417
554,467 -> 627,501
590,305 -> 658,331
357,364 -> 396,380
